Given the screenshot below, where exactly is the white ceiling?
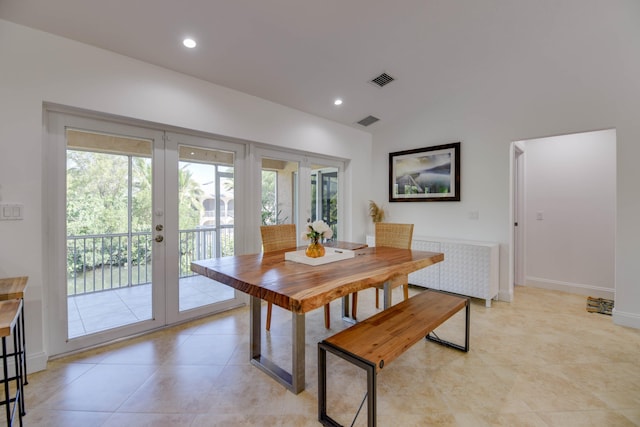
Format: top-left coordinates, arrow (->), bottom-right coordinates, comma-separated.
0,0 -> 623,133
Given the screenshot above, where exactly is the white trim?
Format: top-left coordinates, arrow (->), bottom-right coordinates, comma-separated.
27,351 -> 48,374
498,289 -> 513,303
613,309 -> 640,329
5,351 -> 48,378
526,276 -> 614,298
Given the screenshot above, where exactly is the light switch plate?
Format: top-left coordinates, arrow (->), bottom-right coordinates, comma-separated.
0,203 -> 23,220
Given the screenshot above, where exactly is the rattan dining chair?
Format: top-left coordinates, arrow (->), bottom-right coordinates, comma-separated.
351,223 -> 414,318
260,224 -> 331,331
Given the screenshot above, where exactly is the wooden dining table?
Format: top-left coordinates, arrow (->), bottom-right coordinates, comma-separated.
191,243 -> 444,394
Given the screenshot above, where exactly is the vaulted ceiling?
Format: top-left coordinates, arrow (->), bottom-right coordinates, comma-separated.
0,0 -> 626,133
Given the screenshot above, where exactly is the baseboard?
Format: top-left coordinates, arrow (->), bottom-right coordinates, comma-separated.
613,309 -> 640,329
498,289 -> 513,303
27,350 -> 48,373
2,350 -> 47,379
526,276 -> 614,299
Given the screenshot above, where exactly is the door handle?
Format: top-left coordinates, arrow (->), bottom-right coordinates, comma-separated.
155,235 -> 164,242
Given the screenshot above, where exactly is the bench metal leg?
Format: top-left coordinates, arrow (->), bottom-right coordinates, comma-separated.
426,297 -> 470,352
318,341 -> 377,427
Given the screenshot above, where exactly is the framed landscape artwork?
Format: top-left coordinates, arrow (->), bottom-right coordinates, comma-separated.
389,142 -> 461,202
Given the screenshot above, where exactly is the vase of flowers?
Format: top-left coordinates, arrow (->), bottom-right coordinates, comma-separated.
302,220 -> 333,258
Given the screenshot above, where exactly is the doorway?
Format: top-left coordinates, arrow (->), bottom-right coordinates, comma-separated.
509,129 -> 616,300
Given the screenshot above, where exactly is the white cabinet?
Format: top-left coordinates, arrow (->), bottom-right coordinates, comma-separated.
366,235 -> 499,307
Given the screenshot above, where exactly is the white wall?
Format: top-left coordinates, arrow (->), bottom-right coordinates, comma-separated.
371,3 -> 640,329
524,130 -> 616,297
0,20 -> 372,371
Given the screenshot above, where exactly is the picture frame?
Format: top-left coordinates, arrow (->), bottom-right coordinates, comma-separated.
389,142 -> 461,202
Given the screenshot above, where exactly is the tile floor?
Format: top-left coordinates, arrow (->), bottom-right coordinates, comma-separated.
67,277 -> 235,338
18,286 -> 640,426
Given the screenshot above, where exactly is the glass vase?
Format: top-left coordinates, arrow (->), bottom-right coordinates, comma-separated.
305,240 -> 325,258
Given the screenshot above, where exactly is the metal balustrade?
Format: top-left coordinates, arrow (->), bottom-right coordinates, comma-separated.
66,225 -> 234,296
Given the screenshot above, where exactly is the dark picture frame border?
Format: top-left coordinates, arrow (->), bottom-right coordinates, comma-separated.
389,142 -> 461,202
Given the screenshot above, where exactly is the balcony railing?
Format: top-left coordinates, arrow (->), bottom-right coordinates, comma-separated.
67,225 -> 234,296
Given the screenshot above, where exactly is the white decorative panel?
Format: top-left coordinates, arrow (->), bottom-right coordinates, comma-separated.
409,239 -> 441,290
368,234 -> 499,306
440,243 -> 489,299
366,234 -> 375,247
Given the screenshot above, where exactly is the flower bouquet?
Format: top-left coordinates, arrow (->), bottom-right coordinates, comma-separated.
301,220 -> 333,258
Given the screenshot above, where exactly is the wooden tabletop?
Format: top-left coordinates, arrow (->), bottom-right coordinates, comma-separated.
192,246 -> 444,314
0,276 -> 28,300
0,299 -> 22,337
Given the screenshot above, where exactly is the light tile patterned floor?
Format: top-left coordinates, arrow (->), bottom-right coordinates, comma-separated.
67,276 -> 235,338
21,286 -> 640,426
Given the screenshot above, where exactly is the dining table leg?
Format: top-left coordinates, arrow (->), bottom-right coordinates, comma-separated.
291,311 -> 305,393
383,280 -> 392,309
249,296 -> 306,394
341,295 -> 356,324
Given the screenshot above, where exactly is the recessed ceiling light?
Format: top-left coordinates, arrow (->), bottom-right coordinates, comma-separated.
334,99 -> 343,106
183,38 -> 197,48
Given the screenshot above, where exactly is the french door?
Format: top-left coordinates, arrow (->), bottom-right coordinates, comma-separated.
257,148 -> 343,242
46,112 -> 244,355
164,132 -> 246,324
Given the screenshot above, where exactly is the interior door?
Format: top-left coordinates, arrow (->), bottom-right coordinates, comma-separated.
513,144 -> 525,286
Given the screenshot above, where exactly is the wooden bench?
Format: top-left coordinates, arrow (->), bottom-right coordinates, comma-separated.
318,289 -> 470,427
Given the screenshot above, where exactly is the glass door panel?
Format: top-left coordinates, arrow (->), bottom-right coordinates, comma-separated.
164,133 -> 244,324
47,112 -> 167,356
258,151 -> 343,244
311,166 -> 339,240
177,145 -> 236,312
66,129 -> 155,339
261,157 -> 299,226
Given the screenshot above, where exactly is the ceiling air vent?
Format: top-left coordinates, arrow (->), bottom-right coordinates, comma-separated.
357,115 -> 380,127
369,72 -> 395,88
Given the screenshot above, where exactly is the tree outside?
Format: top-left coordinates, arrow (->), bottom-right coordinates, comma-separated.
67,150 -> 207,294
